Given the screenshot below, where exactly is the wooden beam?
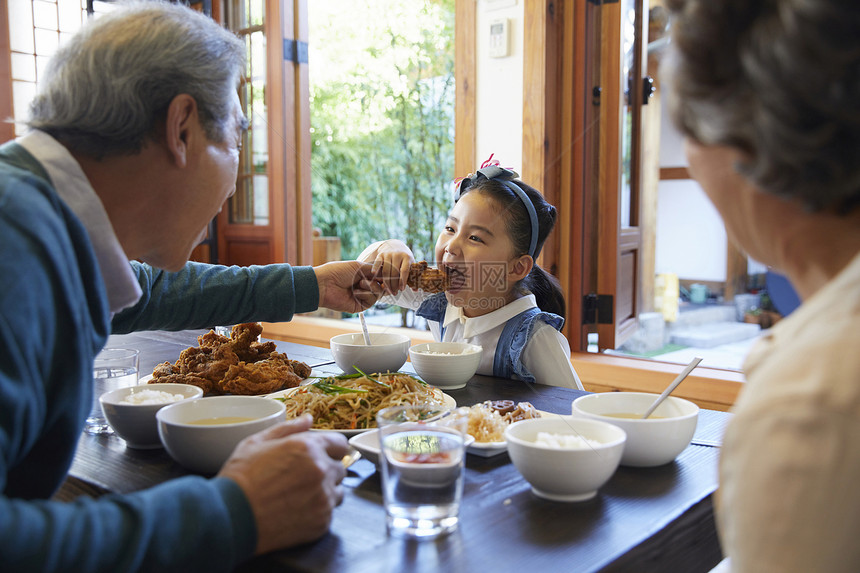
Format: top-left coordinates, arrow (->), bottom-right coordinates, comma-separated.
0,0 -> 15,144
573,352 -> 743,412
454,0 -> 476,178
294,0 -> 312,266
724,241 -> 748,301
523,0 -> 564,285
659,166 -> 690,180
639,52 -> 662,314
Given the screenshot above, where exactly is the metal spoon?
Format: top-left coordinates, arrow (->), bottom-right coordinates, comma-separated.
358,312 -> 372,345
641,357 -> 703,419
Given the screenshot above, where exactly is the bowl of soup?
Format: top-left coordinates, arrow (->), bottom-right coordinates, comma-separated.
571,392 -> 699,467
156,395 -> 286,474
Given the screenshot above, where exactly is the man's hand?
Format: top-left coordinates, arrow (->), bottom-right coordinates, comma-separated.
218,415 -> 350,554
314,261 -> 382,313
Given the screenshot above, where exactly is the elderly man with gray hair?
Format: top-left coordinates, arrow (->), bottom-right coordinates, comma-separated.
0,2 -> 379,570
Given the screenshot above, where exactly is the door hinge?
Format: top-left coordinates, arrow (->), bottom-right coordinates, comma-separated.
283,39 -> 309,64
582,294 -> 614,325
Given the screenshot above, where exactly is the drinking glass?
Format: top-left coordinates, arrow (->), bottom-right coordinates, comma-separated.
377,404 -> 467,539
85,347 -> 140,435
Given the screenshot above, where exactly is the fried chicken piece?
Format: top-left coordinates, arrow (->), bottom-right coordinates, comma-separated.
407,261 -> 450,293
219,353 -> 303,395
198,330 -> 230,348
152,361 -> 178,377
228,323 -> 278,362
289,359 -> 312,379
178,345 -> 239,382
149,322 -> 311,396
148,372 -> 216,395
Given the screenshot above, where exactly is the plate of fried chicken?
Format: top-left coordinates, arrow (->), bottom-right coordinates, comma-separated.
145,323 -> 312,396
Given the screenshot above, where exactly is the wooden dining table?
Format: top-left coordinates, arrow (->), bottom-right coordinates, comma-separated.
69,329 -> 731,572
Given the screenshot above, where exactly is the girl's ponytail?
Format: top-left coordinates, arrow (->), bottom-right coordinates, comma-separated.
523,265 -> 565,317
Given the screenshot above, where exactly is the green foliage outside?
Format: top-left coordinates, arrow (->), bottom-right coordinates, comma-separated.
308,0 -> 456,264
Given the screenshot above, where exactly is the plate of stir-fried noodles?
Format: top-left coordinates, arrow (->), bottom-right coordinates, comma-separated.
268,372 -> 455,435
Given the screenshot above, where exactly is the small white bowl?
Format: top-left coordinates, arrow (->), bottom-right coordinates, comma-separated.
572,392 -> 699,467
504,416 -> 626,502
330,332 -> 410,375
408,342 -> 483,390
100,383 -> 203,449
156,396 -> 286,474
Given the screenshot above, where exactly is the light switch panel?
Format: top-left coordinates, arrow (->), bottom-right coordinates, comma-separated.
489,18 -> 509,58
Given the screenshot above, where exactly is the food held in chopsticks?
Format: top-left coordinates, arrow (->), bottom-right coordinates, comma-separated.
407,261 -> 450,293
466,400 -> 540,443
150,322 -> 310,396
274,372 -> 447,430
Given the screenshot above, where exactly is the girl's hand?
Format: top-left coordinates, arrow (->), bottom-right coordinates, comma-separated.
357,240 -> 414,294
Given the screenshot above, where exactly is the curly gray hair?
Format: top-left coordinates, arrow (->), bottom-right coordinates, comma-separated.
27,0 -> 245,158
663,0 -> 860,214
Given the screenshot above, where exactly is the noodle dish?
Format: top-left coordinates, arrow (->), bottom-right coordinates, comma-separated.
270,372 -> 452,432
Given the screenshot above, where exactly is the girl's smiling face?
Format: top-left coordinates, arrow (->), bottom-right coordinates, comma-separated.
434,191 -> 531,317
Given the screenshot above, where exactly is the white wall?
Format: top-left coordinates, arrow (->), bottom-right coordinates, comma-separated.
471,4 -> 756,284
474,0 -> 524,172
655,180 -> 727,281
655,88 -> 729,281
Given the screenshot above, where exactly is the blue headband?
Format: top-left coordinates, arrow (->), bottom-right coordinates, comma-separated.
453,164 -> 540,258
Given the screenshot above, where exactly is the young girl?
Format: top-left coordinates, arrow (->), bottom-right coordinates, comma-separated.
359,157 -> 583,389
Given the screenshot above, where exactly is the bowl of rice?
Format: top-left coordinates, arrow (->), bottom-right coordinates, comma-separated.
408,342 -> 483,390
100,383 -> 203,449
504,416 -> 626,502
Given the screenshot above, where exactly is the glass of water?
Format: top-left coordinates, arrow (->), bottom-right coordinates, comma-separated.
377,404 -> 467,539
85,347 -> 140,435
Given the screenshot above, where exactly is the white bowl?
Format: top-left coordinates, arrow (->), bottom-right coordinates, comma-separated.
408,342 -> 483,390
504,416 -> 626,502
156,396 -> 286,474
330,332 -> 410,375
571,392 -> 699,467
100,383 -> 203,449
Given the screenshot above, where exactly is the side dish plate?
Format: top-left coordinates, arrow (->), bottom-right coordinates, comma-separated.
466,410 -> 562,457
349,429 -> 475,465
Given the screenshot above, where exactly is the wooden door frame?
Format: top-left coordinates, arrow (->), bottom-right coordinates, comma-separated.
454,0 -> 476,179
521,0 -> 597,351
522,0 -> 564,287
216,0 -> 312,266
523,0 -> 648,351
0,3 -> 13,144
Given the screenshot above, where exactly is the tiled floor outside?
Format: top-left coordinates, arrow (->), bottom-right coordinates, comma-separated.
606,335 -> 760,372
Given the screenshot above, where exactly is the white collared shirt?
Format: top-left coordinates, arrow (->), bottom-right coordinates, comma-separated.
17,130 -> 142,314
382,290 -> 583,389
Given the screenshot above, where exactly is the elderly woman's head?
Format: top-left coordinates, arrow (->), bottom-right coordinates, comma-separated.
27,1 -> 245,159
664,0 -> 860,215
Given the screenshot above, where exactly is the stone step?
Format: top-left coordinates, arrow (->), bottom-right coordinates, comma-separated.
669,321 -> 761,349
